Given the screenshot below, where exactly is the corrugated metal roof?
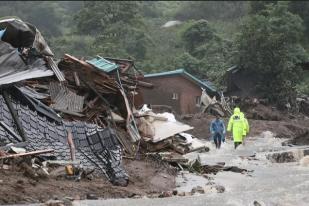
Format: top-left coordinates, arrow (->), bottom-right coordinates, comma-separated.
144,69 -> 217,92
86,56 -> 119,73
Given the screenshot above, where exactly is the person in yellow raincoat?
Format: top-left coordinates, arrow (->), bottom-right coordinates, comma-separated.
240,112 -> 249,145
227,107 -> 245,149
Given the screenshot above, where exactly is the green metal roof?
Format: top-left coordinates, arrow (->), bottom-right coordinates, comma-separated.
144,69 -> 217,92
86,55 -> 119,73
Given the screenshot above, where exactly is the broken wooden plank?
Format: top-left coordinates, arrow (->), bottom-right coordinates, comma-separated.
0,149 -> 54,160
67,130 -> 76,161
73,72 -> 81,86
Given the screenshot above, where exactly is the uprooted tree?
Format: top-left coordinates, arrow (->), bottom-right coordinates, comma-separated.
235,2 -> 308,105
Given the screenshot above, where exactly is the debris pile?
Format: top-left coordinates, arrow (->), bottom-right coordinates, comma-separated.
0,17 -> 207,192
135,105 -> 208,165
199,88 -> 231,117
0,18 -> 155,186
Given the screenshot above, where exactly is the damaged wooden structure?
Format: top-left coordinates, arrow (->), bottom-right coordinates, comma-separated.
0,18 -> 154,186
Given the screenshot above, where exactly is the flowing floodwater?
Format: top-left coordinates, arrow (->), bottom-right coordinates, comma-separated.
73,131 -> 309,206
176,131 -> 309,206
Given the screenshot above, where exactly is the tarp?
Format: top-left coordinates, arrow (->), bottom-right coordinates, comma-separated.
0,41 -> 53,85
0,18 -> 53,56
0,29 -> 6,39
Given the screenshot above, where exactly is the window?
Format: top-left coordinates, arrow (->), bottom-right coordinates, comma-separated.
172,93 -> 179,100
196,96 -> 201,106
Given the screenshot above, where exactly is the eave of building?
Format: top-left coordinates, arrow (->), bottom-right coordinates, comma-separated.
144,69 -> 217,93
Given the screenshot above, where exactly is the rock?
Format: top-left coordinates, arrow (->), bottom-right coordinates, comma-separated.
206,181 -> 215,185
28,179 -> 37,186
159,191 -> 173,198
191,186 -> 205,194
172,190 -> 178,195
86,194 -> 98,200
0,179 -> 3,183
2,164 -> 9,170
184,192 -> 192,196
215,185 -> 225,193
195,186 -> 205,194
62,198 -> 73,206
253,200 -> 262,206
202,174 -> 209,179
44,200 -> 65,206
17,179 -> 24,184
131,194 -> 142,199
147,194 -> 160,198
191,188 -> 196,194
63,197 -> 74,201
178,192 -> 185,196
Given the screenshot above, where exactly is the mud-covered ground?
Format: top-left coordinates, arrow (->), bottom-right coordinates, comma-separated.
1,104 -> 308,205
181,104 -> 309,145
0,158 -> 176,205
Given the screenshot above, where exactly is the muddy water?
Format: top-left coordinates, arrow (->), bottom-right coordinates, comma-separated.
177,131 -> 309,206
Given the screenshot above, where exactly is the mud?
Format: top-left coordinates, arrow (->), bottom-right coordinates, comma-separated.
0,158 -> 176,204
181,107 -> 309,145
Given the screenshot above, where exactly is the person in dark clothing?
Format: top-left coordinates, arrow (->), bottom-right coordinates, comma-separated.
210,114 -> 226,149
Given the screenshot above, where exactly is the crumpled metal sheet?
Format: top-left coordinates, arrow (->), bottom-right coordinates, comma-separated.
0,41 -> 54,86
86,56 -> 119,73
49,82 -> 84,112
17,86 -> 49,100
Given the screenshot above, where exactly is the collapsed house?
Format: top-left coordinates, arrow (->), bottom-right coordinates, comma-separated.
0,18 -> 213,189
0,18 -> 155,186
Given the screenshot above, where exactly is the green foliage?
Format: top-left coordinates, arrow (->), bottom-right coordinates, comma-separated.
74,1 -> 151,61
2,1 -> 309,100
235,2 -> 308,102
249,1 -> 277,14
0,1 -> 66,37
296,71 -> 309,95
175,1 -> 249,21
75,1 -> 142,35
182,20 -> 216,54
177,19 -> 234,87
288,1 -> 309,37
49,35 -> 95,58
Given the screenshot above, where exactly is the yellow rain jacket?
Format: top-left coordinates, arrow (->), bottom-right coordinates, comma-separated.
240,112 -> 249,136
227,107 -> 245,142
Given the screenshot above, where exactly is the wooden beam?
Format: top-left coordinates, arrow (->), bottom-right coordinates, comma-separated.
2,91 -> 27,141
0,149 -> 54,160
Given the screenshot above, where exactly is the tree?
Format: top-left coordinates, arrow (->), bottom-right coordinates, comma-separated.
75,1 -> 142,35
0,1 -> 64,37
182,20 -> 216,54
249,1 -> 277,14
74,1 -> 152,60
180,20 -> 234,86
288,1 -> 309,37
175,1 -> 249,21
235,2 -> 308,103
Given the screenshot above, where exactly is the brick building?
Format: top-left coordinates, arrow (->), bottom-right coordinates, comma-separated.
141,69 -> 218,114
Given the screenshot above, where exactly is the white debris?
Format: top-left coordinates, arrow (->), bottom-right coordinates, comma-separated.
161,20 -> 182,28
